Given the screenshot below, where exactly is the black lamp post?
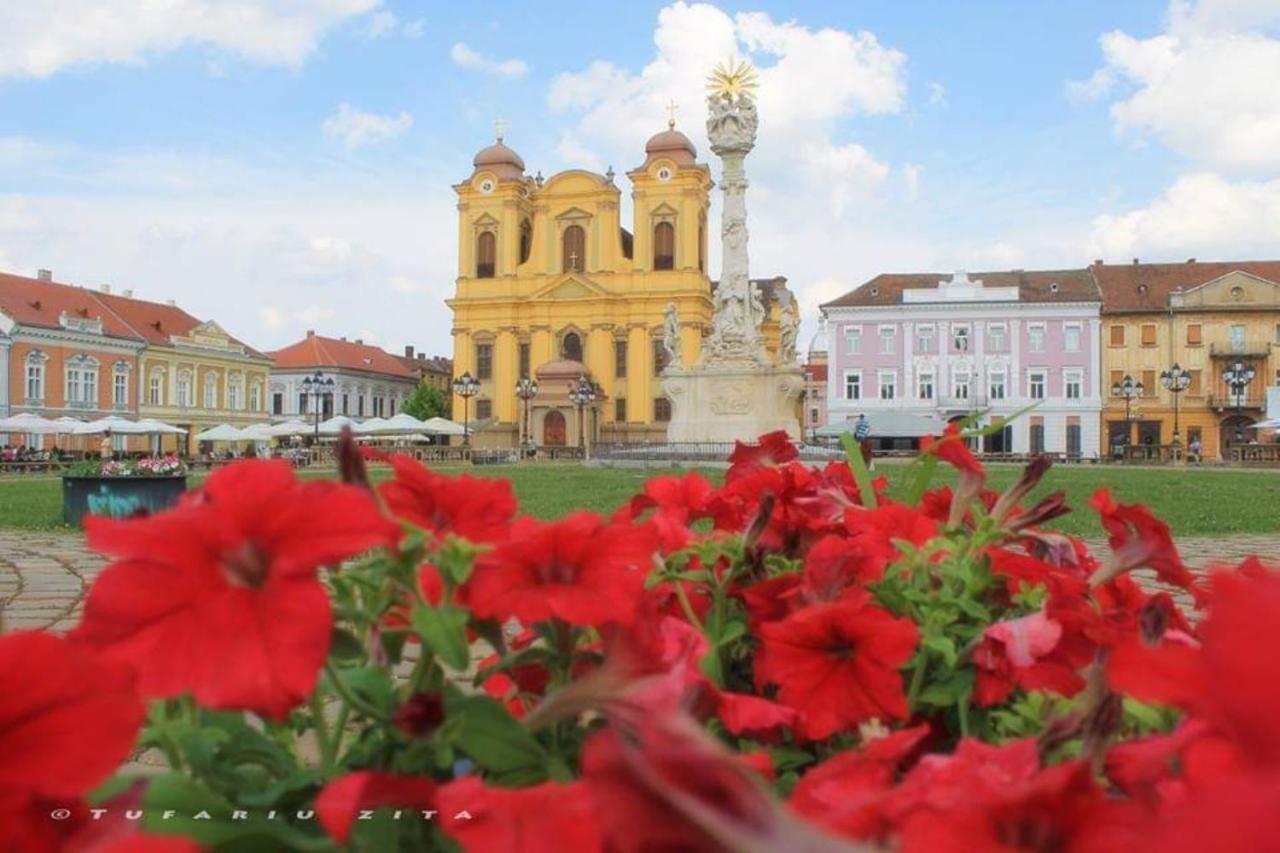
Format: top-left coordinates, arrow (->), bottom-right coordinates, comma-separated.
299,372 -> 335,442
1223,360 -> 1256,444
567,374 -> 597,458
1160,363 -> 1191,448
452,372 -> 480,446
1110,373 -> 1143,451
515,377 -> 539,451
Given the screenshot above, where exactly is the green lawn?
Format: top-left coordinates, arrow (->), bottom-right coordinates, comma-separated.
2,460 -> 1278,539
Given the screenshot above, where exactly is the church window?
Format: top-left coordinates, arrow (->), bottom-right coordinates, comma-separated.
476,231 -> 496,278
653,338 -> 670,375
475,343 -> 493,380
615,398 -> 627,421
519,342 -> 530,379
653,221 -> 675,270
615,339 -> 628,378
698,222 -> 705,272
519,219 -> 532,264
476,400 -> 492,420
562,332 -> 583,362
563,225 -> 585,272
653,398 -> 672,422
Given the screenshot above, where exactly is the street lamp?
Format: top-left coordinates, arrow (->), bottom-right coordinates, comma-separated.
1160,363 -> 1191,449
1110,373 -> 1143,453
1223,360 -> 1256,444
299,371 -> 335,442
452,372 -> 480,447
515,377 -> 539,452
567,374 -> 597,458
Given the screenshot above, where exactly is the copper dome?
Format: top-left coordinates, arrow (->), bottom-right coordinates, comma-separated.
472,140 -> 526,181
643,127 -> 697,167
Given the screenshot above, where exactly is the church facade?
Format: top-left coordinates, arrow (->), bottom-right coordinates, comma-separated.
447,123 -> 784,448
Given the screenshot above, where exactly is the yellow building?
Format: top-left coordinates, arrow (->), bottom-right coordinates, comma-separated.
96,291 -> 272,453
1095,260 -> 1280,459
447,123 -> 784,448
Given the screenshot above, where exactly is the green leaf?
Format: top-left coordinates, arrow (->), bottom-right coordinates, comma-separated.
412,604 -> 472,671
921,633 -> 958,668
329,627 -> 365,663
444,695 -> 548,780
143,774 -> 330,850
840,433 -> 878,509
327,666 -> 396,716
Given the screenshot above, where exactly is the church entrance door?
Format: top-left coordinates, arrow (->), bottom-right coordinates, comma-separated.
544,410 -> 567,446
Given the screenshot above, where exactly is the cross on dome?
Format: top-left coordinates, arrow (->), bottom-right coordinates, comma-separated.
494,117 -> 508,143
665,99 -> 679,129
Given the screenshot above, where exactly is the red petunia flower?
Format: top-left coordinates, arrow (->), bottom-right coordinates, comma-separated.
0,632 -> 145,852
315,771 -> 437,844
919,423 -> 983,478
378,454 -> 517,543
1089,488 -> 1194,590
973,609 -> 1085,707
755,592 -> 919,741
621,470 -> 717,552
726,430 -> 798,482
72,460 -> 399,719
466,513 -> 656,627
437,776 -> 602,853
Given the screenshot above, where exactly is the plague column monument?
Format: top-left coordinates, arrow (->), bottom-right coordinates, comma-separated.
663,60 -> 804,442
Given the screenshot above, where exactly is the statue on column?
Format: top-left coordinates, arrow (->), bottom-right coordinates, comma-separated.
661,302 -> 682,370
779,291 -> 800,364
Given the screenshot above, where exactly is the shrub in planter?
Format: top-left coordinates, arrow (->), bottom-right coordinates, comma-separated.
3,427 -> 1278,850
62,455 -> 189,526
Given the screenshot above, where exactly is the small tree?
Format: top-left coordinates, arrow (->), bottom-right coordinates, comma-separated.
402,380 -> 448,420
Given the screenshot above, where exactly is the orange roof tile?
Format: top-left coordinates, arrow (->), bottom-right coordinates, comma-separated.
92,290 -> 268,359
821,269 -> 1099,309
269,334 -> 414,379
0,271 -> 142,341
1091,260 -> 1280,313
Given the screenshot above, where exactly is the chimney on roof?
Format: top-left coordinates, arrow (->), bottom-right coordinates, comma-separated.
99,284 -> 111,294
306,329 -> 315,338
1132,258 -> 1140,265
36,269 -> 52,282
417,353 -> 425,361
404,345 -> 415,358
1187,258 -> 1196,264
355,338 -> 363,345
166,299 -> 176,306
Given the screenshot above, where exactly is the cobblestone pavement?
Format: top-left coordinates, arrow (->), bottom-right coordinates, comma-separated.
3,531 -> 1279,634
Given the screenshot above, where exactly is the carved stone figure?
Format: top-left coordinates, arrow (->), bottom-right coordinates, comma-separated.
661,302 -> 682,368
779,291 -> 799,364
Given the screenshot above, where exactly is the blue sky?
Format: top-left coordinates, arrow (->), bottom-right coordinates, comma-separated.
1,0 -> 1277,354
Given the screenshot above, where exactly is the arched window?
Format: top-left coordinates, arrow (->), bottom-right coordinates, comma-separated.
112,361 -> 130,410
698,221 -> 706,272
24,351 -> 46,402
519,219 -> 532,264
562,225 -> 585,272
250,382 -> 262,412
653,221 -> 675,270
562,332 -> 583,362
476,231 -> 496,278
149,369 -> 166,406
203,372 -> 219,409
227,373 -> 243,410
65,355 -> 99,408
176,370 -> 192,408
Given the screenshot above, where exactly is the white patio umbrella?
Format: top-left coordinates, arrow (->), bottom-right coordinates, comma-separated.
373,412 -> 428,434
195,423 -> 245,442
1247,417 -> 1280,430
237,424 -> 274,442
137,419 -> 186,435
52,416 -> 85,432
353,417 -> 392,434
421,416 -> 467,436
264,420 -> 310,437
73,416 -> 157,435
0,412 -> 62,433
315,415 -> 357,436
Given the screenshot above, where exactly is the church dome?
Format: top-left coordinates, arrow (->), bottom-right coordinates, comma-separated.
808,317 -> 829,357
643,124 -> 697,167
472,139 -> 526,181
535,358 -> 588,381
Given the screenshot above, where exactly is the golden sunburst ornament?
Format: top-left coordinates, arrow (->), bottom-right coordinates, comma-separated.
706,58 -> 758,101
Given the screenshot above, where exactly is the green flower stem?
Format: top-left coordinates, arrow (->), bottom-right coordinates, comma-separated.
310,691 -> 334,770
325,662 -> 390,722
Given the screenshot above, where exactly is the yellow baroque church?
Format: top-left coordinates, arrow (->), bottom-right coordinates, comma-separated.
447,121 -> 785,448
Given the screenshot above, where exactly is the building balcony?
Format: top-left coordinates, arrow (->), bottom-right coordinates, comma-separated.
937,394 -> 988,410
1208,392 -> 1267,411
1210,341 -> 1273,358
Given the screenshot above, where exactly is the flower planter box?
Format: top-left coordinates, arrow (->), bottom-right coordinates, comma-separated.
62,475 -> 188,527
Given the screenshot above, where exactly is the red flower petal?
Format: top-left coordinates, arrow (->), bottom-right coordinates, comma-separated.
437,776 -> 602,852
315,771 -> 436,844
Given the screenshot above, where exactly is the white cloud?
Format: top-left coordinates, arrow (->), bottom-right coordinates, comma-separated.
1088,172 -> 1280,258
548,2 -> 905,215
322,103 -> 413,149
1064,68 -> 1115,104
927,81 -> 947,107
1082,14 -> 1280,171
363,10 -> 423,39
450,43 -> 528,78
402,19 -> 425,39
554,131 -> 606,174
258,305 -> 286,331
0,0 -> 379,78
294,304 -> 337,325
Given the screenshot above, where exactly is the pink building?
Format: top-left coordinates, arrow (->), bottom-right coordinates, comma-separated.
820,270 -> 1103,457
